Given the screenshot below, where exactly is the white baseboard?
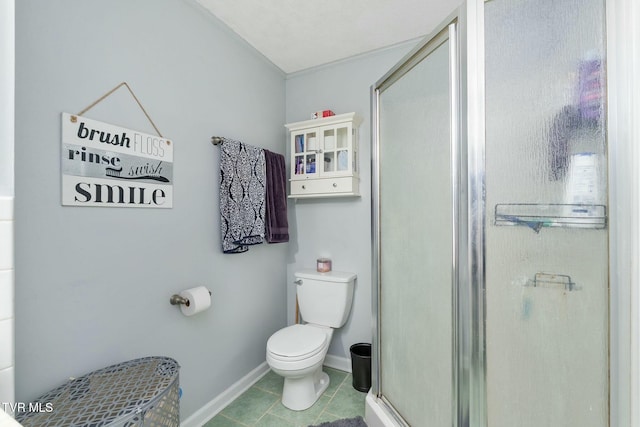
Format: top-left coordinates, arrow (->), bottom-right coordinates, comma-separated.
181,362 -> 270,427
323,354 -> 351,373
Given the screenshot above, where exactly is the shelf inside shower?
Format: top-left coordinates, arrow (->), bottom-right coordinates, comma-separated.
494,203 -> 607,232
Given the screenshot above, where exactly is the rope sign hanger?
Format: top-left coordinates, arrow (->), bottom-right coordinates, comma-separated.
76,82 -> 163,137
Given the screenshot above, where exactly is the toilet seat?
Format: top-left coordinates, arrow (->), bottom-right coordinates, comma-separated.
267,324 -> 327,362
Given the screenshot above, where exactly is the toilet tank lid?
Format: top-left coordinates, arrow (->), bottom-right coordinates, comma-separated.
296,269 -> 356,283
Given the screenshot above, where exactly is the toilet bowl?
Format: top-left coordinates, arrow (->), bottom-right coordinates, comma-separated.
266,324 -> 333,410
266,269 -> 356,411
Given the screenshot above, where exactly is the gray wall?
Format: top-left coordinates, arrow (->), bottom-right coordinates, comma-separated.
14,0 -> 287,419
285,44 -> 417,359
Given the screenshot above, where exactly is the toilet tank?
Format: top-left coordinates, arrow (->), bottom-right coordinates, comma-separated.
295,269 -> 356,328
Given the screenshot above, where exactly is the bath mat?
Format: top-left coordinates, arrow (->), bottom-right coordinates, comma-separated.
309,416 -> 367,427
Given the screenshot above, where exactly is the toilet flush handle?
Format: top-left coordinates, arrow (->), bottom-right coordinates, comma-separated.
294,279 -> 303,285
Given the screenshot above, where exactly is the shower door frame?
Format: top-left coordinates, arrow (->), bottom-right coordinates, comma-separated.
371,0 -> 639,425
465,1 -> 636,425
606,0 -> 640,424
371,9 -> 479,426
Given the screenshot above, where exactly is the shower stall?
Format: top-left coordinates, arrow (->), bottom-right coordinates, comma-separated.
368,0 -> 622,426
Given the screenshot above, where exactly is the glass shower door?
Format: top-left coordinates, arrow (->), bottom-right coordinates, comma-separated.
484,0 -> 608,426
374,23 -> 457,427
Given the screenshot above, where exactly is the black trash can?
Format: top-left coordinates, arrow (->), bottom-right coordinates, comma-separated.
350,343 -> 372,392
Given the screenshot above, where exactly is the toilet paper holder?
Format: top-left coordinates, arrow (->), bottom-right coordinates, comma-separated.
170,290 -> 212,307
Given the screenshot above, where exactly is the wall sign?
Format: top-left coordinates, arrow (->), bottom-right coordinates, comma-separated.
61,113 -> 173,208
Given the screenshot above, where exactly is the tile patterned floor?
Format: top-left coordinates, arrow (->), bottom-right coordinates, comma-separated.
203,367 -> 367,427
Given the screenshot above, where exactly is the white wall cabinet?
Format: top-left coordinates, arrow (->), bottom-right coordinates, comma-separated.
286,112 -> 362,198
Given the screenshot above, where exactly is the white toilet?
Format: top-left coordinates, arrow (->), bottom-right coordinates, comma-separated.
266,269 -> 356,411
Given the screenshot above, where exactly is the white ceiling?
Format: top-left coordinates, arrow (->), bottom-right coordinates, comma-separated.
195,0 -> 462,74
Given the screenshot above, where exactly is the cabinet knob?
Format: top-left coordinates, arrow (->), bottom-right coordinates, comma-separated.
332,183 -> 338,188
302,185 -> 306,190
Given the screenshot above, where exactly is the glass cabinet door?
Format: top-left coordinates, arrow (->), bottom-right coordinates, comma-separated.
292,129 -> 319,178
320,123 -> 353,175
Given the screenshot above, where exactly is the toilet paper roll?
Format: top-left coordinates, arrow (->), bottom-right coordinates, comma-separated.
179,286 -> 211,316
